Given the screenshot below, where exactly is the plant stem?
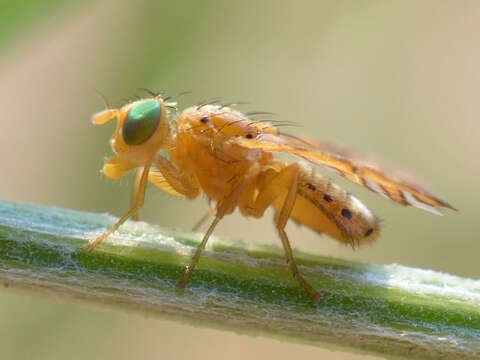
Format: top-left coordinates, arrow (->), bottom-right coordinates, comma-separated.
0,200 -> 478,359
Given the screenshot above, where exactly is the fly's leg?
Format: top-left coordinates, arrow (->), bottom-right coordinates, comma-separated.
191,200 -> 216,231
93,153 -> 199,251
88,162 -> 152,250
246,164 -> 322,301
178,165 -> 260,289
131,168 -> 144,221
274,166 -> 322,301
191,212 -> 211,232
277,221 -> 322,301
178,215 -> 222,289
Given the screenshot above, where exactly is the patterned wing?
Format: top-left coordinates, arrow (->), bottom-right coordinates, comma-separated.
233,134 -> 455,214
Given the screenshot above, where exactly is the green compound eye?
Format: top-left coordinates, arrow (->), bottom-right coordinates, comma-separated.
122,99 -> 162,145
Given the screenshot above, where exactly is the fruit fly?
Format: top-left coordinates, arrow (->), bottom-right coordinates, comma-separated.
89,94 -> 455,300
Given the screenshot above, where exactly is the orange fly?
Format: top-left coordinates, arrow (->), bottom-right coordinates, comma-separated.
89,93 -> 455,300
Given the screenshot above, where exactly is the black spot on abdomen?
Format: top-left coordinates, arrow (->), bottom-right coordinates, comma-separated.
323,194 -> 333,202
341,208 -> 352,219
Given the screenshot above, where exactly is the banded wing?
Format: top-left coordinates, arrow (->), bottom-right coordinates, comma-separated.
233,134 -> 455,214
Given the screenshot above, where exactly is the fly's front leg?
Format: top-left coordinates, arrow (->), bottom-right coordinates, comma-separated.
131,168 -> 144,221
246,164 -> 322,301
88,162 -> 152,251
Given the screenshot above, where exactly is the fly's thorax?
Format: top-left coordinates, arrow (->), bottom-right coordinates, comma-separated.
193,146 -> 253,202
173,104 -> 278,168
176,104 -> 278,142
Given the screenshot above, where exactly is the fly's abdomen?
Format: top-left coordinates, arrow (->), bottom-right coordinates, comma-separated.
276,166 -> 380,247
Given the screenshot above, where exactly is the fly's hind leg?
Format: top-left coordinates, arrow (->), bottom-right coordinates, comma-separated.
278,222 -> 321,301
247,164 -> 321,301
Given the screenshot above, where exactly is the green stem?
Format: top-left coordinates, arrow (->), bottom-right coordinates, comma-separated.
0,200 -> 478,359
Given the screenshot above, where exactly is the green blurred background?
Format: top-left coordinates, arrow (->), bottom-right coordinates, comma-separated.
0,1 -> 478,359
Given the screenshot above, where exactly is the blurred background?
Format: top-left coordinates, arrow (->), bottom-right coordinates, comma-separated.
0,1 -> 478,359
